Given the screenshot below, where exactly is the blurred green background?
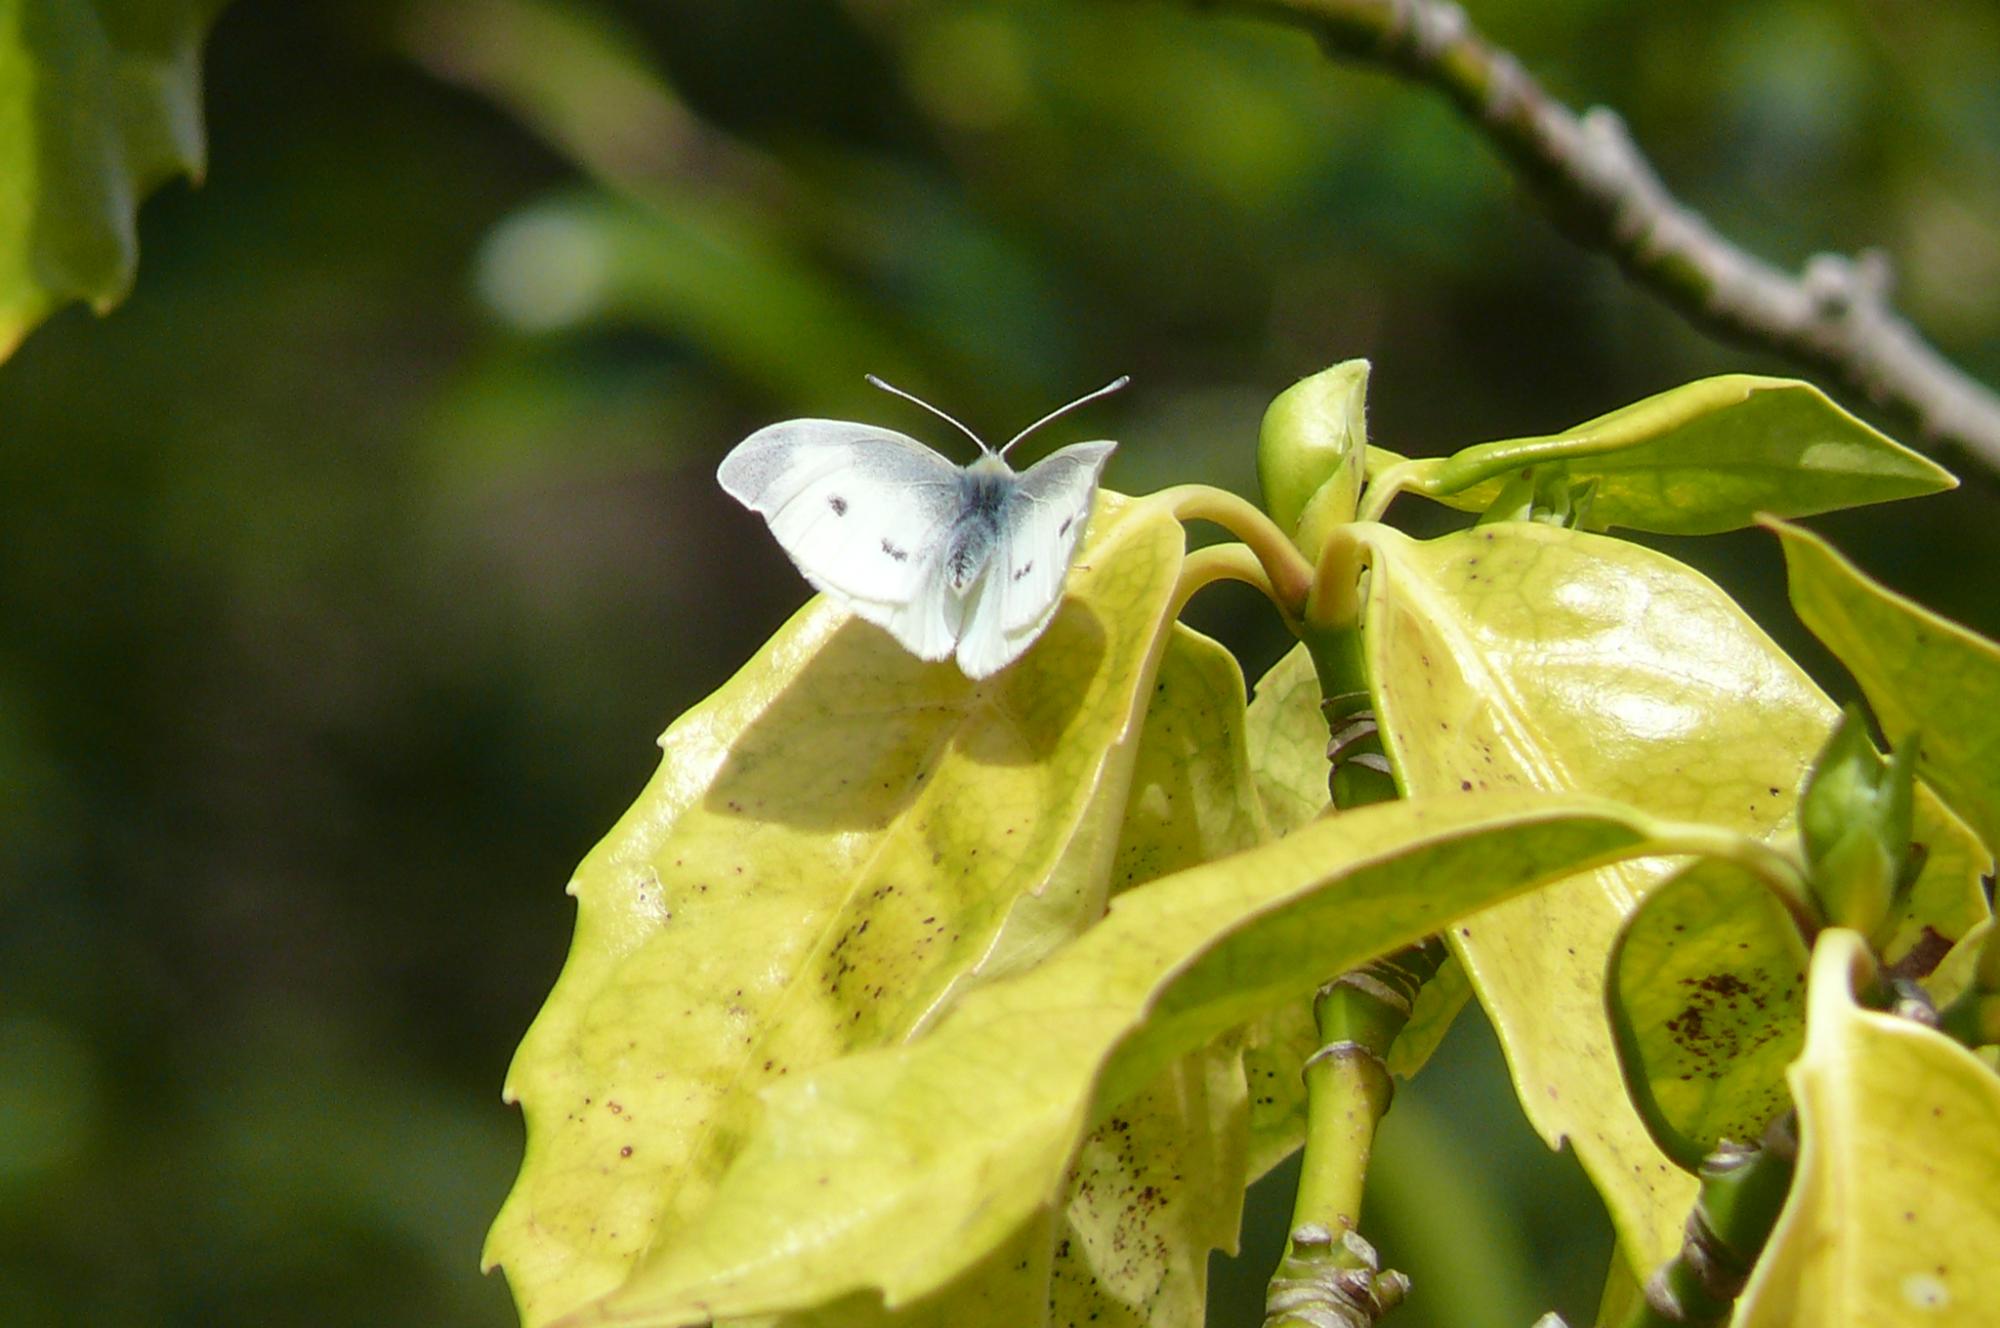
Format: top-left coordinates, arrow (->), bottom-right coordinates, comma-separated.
3,1 -> 1997,1325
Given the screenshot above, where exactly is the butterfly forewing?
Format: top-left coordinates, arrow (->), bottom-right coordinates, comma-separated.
719,421 -> 964,615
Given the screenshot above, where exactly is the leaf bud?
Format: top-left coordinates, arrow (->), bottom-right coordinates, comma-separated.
1798,707 -> 1917,946
1258,359 -> 1369,561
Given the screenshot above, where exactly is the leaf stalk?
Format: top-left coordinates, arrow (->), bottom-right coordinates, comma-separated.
1174,543 -> 1284,620
1158,485 -> 1315,616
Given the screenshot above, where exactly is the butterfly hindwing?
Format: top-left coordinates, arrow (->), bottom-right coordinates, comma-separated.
953,440 -> 1115,678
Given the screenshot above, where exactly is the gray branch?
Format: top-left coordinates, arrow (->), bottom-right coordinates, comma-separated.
1216,0 -> 2000,473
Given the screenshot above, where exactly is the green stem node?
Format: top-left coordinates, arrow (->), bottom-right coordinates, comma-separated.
1265,1227 -> 1411,1328
1624,1119 -> 1798,1328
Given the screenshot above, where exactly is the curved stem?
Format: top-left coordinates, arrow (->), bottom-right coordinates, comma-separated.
1157,484 -> 1315,615
1174,543 -> 1282,619
1357,460 -> 1424,525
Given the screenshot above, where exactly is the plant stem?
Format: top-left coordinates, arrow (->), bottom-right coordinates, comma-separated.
1621,1121 -> 1798,1328
1265,530 -> 1450,1327
1303,525 -> 1369,635
1174,543 -> 1282,619
1356,460 -> 1424,524
1267,949 -> 1447,1328
1157,485 -> 1316,614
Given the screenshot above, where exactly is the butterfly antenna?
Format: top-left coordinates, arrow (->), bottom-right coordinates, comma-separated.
1000,375 -> 1131,456
864,374 -> 991,454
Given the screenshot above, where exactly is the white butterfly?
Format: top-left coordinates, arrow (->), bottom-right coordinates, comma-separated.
718,376 -> 1127,678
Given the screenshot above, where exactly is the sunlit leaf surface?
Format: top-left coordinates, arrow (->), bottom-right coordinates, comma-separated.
581,796 -> 1674,1326
1409,377 -> 1952,534
1737,930 -> 2000,1328
484,494 -> 1188,1326
0,0 -> 228,358
1355,521 -> 1987,1268
1606,859 -> 1810,1169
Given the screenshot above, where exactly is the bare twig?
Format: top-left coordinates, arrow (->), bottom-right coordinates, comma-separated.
1213,0 -> 2000,474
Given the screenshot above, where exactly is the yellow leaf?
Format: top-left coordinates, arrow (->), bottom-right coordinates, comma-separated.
1244,643 -> 1328,838
484,493 -> 1189,1326
1050,624 -> 1265,1326
579,794 -> 1677,1326
1737,930 -> 2000,1327
1353,521 -> 1986,1269
1606,859 -> 1810,1168
1049,1043 -> 1248,1328
1109,625 -> 1269,897
1773,518 -> 2000,860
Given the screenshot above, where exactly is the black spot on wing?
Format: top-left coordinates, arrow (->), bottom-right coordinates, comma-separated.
1011,560 -> 1034,582
829,495 -> 848,515
882,539 -> 909,562
1057,515 -> 1073,537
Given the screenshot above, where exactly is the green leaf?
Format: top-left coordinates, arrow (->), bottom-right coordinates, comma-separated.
1353,520 -> 1987,1268
578,795 -> 1680,1326
1406,376 -> 1953,534
1737,930 -> 2000,1327
0,0 -> 229,359
1798,707 -> 1918,945
1928,917 -> 1994,1011
483,493 -> 1189,1327
1606,859 -> 1810,1171
1771,518 -> 2000,859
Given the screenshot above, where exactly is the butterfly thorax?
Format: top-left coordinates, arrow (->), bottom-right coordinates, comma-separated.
944,457 -> 1016,593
